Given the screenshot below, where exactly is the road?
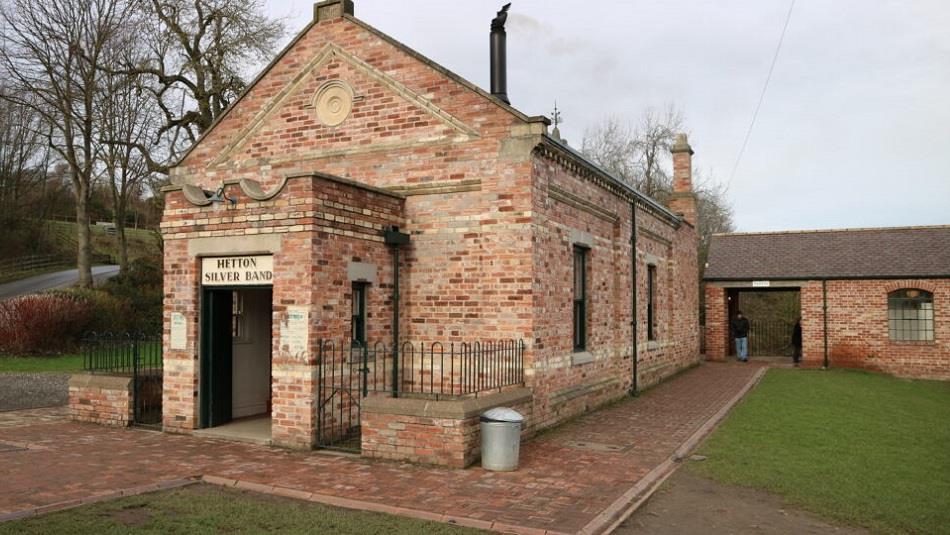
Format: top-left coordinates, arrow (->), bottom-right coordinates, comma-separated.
0,265 -> 120,300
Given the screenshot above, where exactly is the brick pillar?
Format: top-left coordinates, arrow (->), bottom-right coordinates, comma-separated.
270,234 -> 319,450
704,284 -> 728,361
799,282 -> 824,368
669,134 -> 697,228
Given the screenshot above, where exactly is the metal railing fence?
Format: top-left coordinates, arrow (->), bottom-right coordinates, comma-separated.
82,332 -> 163,375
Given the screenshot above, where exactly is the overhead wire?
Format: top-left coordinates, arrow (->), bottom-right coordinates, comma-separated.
726,0 -> 796,190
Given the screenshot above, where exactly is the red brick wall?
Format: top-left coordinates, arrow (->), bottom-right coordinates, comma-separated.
705,279 -> 949,379
171,9 -> 537,348
704,285 -> 729,361
68,374 -> 133,427
801,279 -> 950,379
361,389 -> 533,468
529,148 -> 700,430
161,174 -> 404,448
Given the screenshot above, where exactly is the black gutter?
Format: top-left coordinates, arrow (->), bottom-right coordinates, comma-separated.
539,135 -> 682,226
822,279 -> 829,369
630,201 -> 639,396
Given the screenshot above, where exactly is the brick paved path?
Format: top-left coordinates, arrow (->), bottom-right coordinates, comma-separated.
0,362 -> 762,534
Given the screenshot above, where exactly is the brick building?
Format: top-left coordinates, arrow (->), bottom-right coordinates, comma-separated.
704,226 -> 950,380
151,0 -> 699,466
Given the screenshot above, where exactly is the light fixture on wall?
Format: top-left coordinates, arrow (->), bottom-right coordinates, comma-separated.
208,186 -> 237,210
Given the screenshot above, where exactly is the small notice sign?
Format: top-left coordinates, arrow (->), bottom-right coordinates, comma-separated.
752,280 -> 771,288
281,306 -> 309,357
202,255 -> 273,286
170,313 -> 187,350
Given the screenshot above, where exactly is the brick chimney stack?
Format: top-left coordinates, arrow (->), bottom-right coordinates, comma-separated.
669,133 -> 697,227
314,0 -> 354,22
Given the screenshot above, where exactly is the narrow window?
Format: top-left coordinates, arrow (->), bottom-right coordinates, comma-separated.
888,289 -> 934,341
647,265 -> 657,341
351,282 -> 367,346
573,246 -> 588,351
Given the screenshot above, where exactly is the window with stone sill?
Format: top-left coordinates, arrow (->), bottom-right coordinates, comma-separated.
573,245 -> 588,353
351,282 -> 368,346
647,264 -> 657,341
887,289 -> 934,342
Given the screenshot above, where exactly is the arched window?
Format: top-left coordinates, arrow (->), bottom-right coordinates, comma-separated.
887,289 -> 934,341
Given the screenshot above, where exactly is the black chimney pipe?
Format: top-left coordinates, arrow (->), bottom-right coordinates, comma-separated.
490,3 -> 511,104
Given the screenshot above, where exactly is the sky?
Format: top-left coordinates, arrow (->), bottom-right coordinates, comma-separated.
262,1 -> 950,232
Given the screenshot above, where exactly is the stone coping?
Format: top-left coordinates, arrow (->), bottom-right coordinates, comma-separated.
68,373 -> 132,390
362,387 -> 531,420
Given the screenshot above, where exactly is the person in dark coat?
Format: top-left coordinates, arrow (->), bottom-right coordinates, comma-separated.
730,311 -> 751,362
791,318 -> 803,366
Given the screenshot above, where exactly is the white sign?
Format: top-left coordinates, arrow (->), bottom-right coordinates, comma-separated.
170,313 -> 187,350
202,255 -> 273,286
752,280 -> 771,288
281,306 -> 309,357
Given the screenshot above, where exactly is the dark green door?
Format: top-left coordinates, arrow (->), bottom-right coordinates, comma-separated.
200,289 -> 233,428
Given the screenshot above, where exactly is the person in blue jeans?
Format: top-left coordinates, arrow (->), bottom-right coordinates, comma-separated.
730,310 -> 751,362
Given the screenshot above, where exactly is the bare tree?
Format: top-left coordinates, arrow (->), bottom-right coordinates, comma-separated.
97,47 -> 158,274
0,0 -> 133,287
581,107 -> 734,244
0,92 -> 48,218
694,172 -> 735,268
582,107 -> 736,324
0,91 -> 53,256
580,117 -> 638,185
115,0 -> 285,173
582,105 -> 685,200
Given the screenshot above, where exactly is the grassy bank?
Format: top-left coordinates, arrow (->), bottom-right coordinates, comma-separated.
0,354 -> 84,373
690,368 -> 950,534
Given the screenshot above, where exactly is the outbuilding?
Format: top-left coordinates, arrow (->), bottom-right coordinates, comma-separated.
154,0 -> 700,466
704,225 -> 950,380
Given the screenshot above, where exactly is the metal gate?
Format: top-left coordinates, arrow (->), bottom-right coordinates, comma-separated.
83,333 -> 163,427
316,341 -> 369,452
748,320 -> 794,357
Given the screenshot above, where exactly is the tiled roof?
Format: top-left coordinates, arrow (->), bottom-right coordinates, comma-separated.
703,225 -> 950,280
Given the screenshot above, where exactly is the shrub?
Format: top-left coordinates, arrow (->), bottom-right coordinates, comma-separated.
101,255 -> 163,334
46,288 -> 131,334
0,294 -> 93,354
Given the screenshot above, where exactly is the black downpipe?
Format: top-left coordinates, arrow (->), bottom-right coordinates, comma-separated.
384,226 -> 410,397
391,246 -> 400,397
490,3 -> 510,104
822,279 -> 829,369
630,201 -> 639,396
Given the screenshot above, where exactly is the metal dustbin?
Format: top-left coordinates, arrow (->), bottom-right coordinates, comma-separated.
480,407 -> 524,471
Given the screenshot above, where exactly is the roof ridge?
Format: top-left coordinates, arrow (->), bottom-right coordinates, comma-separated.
712,224 -> 950,237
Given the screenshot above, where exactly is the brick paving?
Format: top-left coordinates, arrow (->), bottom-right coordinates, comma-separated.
0,362 -> 762,534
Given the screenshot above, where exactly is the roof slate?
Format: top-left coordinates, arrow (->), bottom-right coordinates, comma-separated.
703,226 -> 950,280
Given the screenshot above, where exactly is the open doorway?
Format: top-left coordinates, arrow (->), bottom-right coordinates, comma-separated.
199,287 -> 273,438
727,288 -> 801,359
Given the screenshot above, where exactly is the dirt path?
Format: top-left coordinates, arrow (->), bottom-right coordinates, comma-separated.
618,470 -> 868,534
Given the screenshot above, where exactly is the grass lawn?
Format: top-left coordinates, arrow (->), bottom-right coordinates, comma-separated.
0,353 -> 84,373
0,484 -> 484,535
689,368 -> 950,534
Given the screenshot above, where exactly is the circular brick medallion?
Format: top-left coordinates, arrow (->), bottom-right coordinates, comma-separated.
313,80 -> 354,127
